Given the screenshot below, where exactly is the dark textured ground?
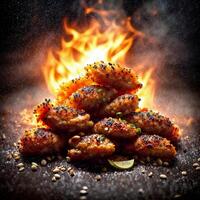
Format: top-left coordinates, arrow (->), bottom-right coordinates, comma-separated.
0,85 -> 199,200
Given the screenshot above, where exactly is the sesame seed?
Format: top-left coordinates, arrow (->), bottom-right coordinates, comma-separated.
197,158 -> 200,162
148,172 -> 153,177
60,167 -> 66,172
31,162 -> 38,167
104,127 -> 109,131
95,175 -> 101,181
52,167 -> 60,173
41,159 -> 47,166
80,190 -> 88,195
196,166 -> 200,171
82,186 -> 88,190
52,176 -> 57,182
16,163 -> 24,168
31,165 -> 38,171
19,167 -> 25,172
6,154 -> 12,161
66,156 -> 71,162
141,169 -> 146,174
193,163 -> 199,168
174,194 -> 181,198
181,171 -> 187,176
138,188 -> 144,194
54,174 -> 61,179
160,174 -> 167,179
2,134 -> 6,140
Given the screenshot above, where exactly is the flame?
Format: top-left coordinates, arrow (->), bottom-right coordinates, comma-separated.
43,7 -> 155,108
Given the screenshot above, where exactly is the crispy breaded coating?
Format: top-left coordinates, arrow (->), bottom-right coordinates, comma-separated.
123,135 -> 176,160
67,85 -> 118,112
94,117 -> 139,139
68,134 -> 115,161
34,99 -> 92,133
18,128 -> 65,155
56,76 -> 93,105
125,110 -> 180,143
85,61 -> 142,92
101,94 -> 139,117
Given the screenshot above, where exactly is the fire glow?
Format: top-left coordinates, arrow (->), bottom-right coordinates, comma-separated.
43,7 -> 156,109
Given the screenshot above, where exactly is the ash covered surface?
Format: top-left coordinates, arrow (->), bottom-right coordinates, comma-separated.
0,85 -> 200,200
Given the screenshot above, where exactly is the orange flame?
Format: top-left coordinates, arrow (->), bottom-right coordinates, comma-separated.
43,7 -> 155,108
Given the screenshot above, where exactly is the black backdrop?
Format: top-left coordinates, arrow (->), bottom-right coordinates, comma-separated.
0,0 -> 200,93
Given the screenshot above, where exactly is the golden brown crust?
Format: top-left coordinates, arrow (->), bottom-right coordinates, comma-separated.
67,85 -> 118,112
94,117 -> 138,139
34,99 -> 92,133
125,110 -> 180,143
56,76 -> 94,105
18,128 -> 65,156
68,134 -> 115,161
101,94 -> 139,117
123,135 -> 176,160
85,61 -> 142,92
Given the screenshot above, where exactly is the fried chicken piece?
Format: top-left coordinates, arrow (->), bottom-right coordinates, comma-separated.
85,61 -> 142,92
67,134 -> 115,161
125,110 -> 180,143
123,135 -> 176,160
67,85 -> 118,112
56,76 -> 93,105
18,128 -> 65,156
34,99 -> 92,133
101,94 -> 139,117
94,117 -> 140,139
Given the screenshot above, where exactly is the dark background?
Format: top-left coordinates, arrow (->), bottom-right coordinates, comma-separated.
0,0 -> 200,93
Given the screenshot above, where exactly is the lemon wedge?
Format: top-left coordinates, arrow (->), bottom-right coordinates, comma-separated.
108,159 -> 134,170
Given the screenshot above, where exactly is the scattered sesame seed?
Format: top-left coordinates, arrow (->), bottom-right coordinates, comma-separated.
160,174 -> 167,179
52,176 -> 57,182
31,165 -> 38,171
67,167 -> 72,172
60,167 -> 66,172
52,167 -> 60,173
196,167 -> 200,171
31,162 -> 38,167
82,186 -> 88,190
174,194 -> 181,198
41,159 -> 47,166
2,134 -> 6,140
104,127 -> 109,131
141,169 -> 146,174
16,163 -> 24,168
95,175 -> 101,181
80,190 -> 88,195
193,163 -> 199,168
148,172 -> 153,177
181,171 -> 187,176
54,174 -> 61,179
19,167 -> 25,172
138,188 -> 144,194
197,158 -> 200,162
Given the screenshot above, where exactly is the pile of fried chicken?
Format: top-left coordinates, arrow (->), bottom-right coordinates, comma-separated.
19,61 -> 180,162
